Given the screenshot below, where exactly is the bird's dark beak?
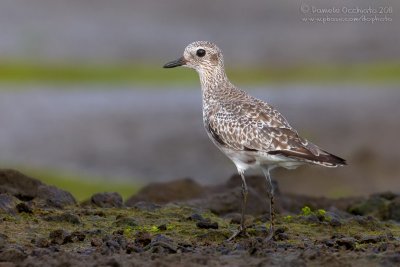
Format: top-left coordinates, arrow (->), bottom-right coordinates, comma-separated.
163,56 -> 187,68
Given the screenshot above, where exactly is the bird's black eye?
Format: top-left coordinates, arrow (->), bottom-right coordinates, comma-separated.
196,49 -> 206,57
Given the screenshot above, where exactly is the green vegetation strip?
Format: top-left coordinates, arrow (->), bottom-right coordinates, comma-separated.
16,166 -> 139,201
0,62 -> 398,85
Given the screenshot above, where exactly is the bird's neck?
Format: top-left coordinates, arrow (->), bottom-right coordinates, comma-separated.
198,67 -> 231,103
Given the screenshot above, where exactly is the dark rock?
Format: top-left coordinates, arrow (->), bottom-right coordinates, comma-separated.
336,237 -> 356,250
91,192 -> 123,208
49,229 -> 70,245
70,231 -> 86,242
348,196 -> 389,220
0,248 -> 27,262
322,239 -> 335,247
91,238 -> 103,247
145,234 -> 177,254
115,215 -> 137,227
101,234 -> 127,253
146,242 -> 177,254
134,232 -> 152,247
44,212 -> 81,224
196,221 -> 218,229
34,237 -> 50,248
16,202 -> 33,214
152,234 -> 173,244
38,185 -> 76,208
157,224 -> 167,231
125,178 -> 205,206
388,196 -> 400,221
0,169 -> 76,208
359,235 -> 383,244
0,193 -> 18,215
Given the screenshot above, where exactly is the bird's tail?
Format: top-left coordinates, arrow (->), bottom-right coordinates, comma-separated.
268,148 -> 347,168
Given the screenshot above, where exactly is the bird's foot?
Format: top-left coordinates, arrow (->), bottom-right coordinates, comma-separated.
227,225 -> 249,241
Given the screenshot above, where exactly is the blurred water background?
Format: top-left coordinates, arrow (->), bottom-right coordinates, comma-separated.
0,0 -> 399,199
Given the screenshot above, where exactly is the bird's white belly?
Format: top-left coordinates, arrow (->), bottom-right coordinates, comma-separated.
221,147 -> 304,172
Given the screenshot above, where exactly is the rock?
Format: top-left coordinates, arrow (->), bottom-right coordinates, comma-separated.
91,238 -> 103,247
70,231 -> 86,242
34,238 -> 50,248
348,196 -> 389,220
388,196 -> 400,221
49,229 -> 70,245
91,192 -> 123,208
134,232 -> 152,247
0,193 -> 18,215
125,178 -> 205,206
359,235 -> 383,244
146,234 -> 177,254
0,169 -> 76,208
16,202 -> 33,214
196,221 -> 218,229
44,212 -> 81,224
336,237 -> 356,250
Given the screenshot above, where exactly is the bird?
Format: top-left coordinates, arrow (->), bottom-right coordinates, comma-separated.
163,41 -> 346,241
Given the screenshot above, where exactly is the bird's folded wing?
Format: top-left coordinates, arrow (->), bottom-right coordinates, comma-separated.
208,101 -> 298,151
208,101 -> 328,156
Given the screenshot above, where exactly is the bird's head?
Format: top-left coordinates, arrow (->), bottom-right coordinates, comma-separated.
163,41 -> 224,74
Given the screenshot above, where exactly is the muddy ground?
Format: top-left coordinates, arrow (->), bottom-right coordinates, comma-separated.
1,169 -> 400,267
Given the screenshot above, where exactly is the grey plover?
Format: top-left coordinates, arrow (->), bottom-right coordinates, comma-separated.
163,41 -> 346,241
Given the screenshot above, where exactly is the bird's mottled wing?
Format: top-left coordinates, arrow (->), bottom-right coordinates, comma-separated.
207,101 -> 297,151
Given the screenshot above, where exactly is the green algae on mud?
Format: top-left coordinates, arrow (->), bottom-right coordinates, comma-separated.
2,203 -> 399,250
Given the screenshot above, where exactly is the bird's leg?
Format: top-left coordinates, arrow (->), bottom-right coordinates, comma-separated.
262,167 -> 275,242
227,170 -> 249,241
